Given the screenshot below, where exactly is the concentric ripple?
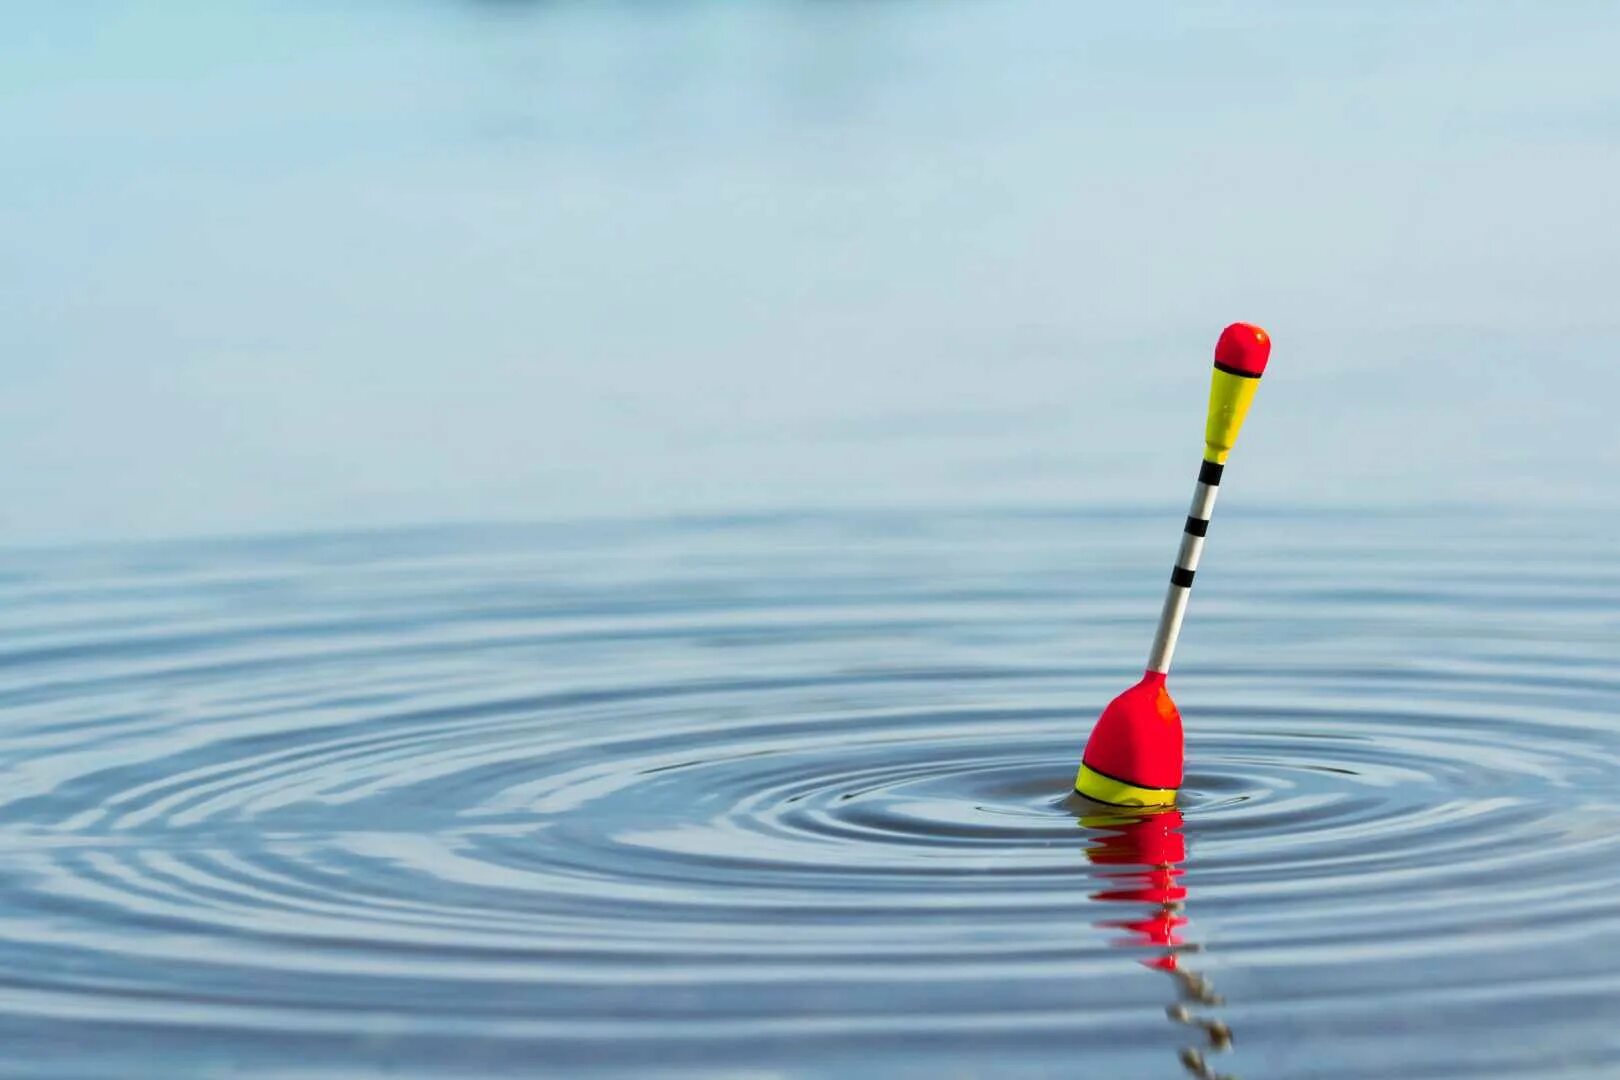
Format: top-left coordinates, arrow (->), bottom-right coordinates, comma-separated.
1,511 -> 1617,1078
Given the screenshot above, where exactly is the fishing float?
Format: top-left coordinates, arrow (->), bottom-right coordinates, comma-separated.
1074,322 -> 1272,807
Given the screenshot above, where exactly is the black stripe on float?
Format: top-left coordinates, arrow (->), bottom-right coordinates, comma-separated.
1170,566 -> 1196,588
1184,515 -> 1209,537
1198,459 -> 1224,486
1213,361 -> 1262,379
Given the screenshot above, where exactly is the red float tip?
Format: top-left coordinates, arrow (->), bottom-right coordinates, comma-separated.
1214,322 -> 1270,376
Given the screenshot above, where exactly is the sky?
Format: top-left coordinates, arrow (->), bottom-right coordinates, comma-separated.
3,1 -> 1618,544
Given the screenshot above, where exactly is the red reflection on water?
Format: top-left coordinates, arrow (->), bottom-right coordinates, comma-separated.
1081,808 -> 1235,1079
1086,808 -> 1188,964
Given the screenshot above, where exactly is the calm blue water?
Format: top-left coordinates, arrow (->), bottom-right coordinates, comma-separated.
4,1 -> 1619,542
2,508 -> 1617,1077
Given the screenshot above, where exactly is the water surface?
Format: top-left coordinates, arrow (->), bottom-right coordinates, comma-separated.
6,1 -> 1620,541
2,507 -> 1616,1077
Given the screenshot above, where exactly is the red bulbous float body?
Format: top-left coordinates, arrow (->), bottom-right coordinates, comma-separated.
1080,671 -> 1184,792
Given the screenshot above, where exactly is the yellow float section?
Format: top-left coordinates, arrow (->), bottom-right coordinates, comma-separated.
1075,764 -> 1178,807
1203,367 -> 1261,464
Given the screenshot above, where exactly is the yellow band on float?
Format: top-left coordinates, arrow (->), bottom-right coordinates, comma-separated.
1203,367 -> 1261,464
1075,764 -> 1178,807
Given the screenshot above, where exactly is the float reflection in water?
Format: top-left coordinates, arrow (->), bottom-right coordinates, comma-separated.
1081,807 -> 1236,1080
